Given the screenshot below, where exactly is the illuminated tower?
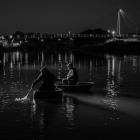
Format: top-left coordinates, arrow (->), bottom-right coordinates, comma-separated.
117,9 -> 122,36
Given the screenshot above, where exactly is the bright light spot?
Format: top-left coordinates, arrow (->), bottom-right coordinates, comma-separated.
112,30 -> 116,36
107,30 -> 111,33
9,35 -> 13,39
10,61 -> 13,69
119,9 -> 123,13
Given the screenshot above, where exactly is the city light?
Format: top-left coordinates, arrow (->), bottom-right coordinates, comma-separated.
112,30 -> 116,37
119,9 -> 123,13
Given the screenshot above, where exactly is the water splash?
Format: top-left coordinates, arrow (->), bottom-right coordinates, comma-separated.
15,96 -> 30,103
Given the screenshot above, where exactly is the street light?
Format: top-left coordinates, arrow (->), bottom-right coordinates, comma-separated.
112,30 -> 116,37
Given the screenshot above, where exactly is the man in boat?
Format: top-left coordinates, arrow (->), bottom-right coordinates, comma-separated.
31,66 -> 58,92
62,63 -> 78,85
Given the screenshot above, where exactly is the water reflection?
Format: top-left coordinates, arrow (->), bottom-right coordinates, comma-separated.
30,95 -> 77,138
1,51 -> 95,83
62,96 -> 76,129
1,50 -> 140,96
2,51 -> 97,80
103,55 -> 121,123
1,50 -> 140,101
106,55 -> 120,97
0,50 -> 140,138
132,56 -> 139,73
57,53 -> 63,81
30,100 -> 54,139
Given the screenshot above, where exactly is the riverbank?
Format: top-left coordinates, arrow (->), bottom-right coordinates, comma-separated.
1,41 -> 140,55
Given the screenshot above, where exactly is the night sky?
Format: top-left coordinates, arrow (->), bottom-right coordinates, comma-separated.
0,0 -> 140,34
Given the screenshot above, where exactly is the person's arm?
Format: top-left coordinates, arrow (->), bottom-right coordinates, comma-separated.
67,69 -> 74,79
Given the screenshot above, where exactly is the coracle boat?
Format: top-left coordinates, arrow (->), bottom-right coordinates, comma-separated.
34,82 -> 94,99
56,82 -> 94,92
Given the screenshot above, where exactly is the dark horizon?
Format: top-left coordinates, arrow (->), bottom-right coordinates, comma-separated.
0,0 -> 140,34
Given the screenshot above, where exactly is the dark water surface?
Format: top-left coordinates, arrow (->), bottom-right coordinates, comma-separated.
0,50 -> 140,139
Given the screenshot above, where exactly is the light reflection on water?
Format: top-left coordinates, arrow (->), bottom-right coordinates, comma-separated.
62,96 -> 76,129
0,50 -> 140,139
104,55 -> 120,112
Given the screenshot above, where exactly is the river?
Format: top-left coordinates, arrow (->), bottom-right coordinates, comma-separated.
0,50 -> 140,139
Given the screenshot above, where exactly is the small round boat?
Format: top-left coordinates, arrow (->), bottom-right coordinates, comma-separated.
56,82 -> 94,92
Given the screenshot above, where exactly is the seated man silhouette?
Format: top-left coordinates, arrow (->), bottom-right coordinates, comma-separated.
62,63 -> 78,85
